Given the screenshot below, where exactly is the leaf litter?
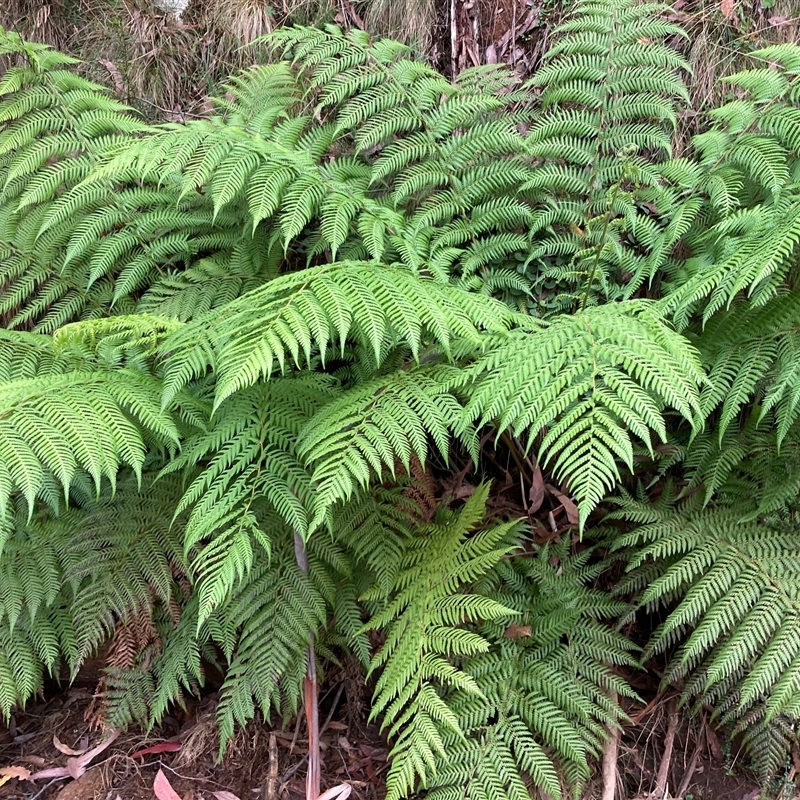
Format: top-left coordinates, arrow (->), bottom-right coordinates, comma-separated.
0,688 -> 387,800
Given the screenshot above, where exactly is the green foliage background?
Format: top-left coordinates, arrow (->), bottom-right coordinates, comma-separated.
3,1 -> 800,796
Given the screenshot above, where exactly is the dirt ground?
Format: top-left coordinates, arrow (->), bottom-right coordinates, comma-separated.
0,686 -> 387,800
0,682 -> 776,800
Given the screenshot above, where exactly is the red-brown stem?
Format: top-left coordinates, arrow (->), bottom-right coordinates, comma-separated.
295,531 -> 320,800
305,647 -> 320,800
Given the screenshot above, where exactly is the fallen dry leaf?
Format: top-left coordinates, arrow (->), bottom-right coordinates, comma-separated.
0,766 -> 32,785
131,742 -> 182,759
317,785 -> 352,800
212,792 -> 242,800
29,729 -> 120,782
720,0 -> 735,19
154,769 -> 183,800
67,730 -> 120,780
528,467 -> 545,513
504,624 -> 532,638
554,492 -> 579,525
54,734 -> 88,756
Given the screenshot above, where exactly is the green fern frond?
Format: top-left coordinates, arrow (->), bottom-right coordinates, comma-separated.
298,366 -> 467,530
461,302 -> 703,527
160,377 -> 335,615
0,33 -> 150,331
211,529 -> 327,748
0,366 -> 178,520
423,539 -> 636,800
160,263 -> 518,409
365,486 -> 520,800
613,492 -> 800,762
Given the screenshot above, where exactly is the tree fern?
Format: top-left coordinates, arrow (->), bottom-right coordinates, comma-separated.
5,6 -> 800,792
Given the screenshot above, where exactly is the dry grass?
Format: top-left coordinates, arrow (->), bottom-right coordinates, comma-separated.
70,0 -> 211,119
678,0 -> 800,111
213,0 -> 275,43
3,0 -> 797,130
363,0 -> 435,52
0,0 -> 71,49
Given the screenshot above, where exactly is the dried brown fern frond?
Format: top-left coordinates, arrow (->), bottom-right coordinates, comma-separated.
85,606 -> 163,730
402,455 -> 439,523
107,610 -> 161,671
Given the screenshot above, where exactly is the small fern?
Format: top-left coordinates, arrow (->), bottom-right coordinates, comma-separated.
427,540 -> 637,800
364,486 -> 520,799
367,488 -> 637,799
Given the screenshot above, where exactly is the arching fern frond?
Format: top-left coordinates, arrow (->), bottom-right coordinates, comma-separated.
210,527 -> 327,748
0,28 -> 149,331
613,491 -> 800,769
460,302 -> 703,527
160,376 -> 336,617
520,0 -> 691,305
663,45 -> 800,322
0,471 -> 190,718
160,262 -> 518,409
0,367 -> 178,522
298,365 -> 467,531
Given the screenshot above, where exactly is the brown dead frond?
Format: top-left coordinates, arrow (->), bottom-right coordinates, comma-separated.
402,456 -> 439,522
107,609 -> 161,670
84,605 -> 163,729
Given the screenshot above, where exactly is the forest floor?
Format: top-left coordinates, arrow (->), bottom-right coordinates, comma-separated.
0,681 -> 774,800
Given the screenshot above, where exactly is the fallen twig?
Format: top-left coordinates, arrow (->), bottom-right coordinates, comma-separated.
675,716 -> 705,799
601,691 -> 621,800
650,698 -> 678,800
263,733 -> 278,800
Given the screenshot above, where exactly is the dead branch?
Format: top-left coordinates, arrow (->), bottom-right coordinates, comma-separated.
650,698 -> 679,800
601,690 -> 621,800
